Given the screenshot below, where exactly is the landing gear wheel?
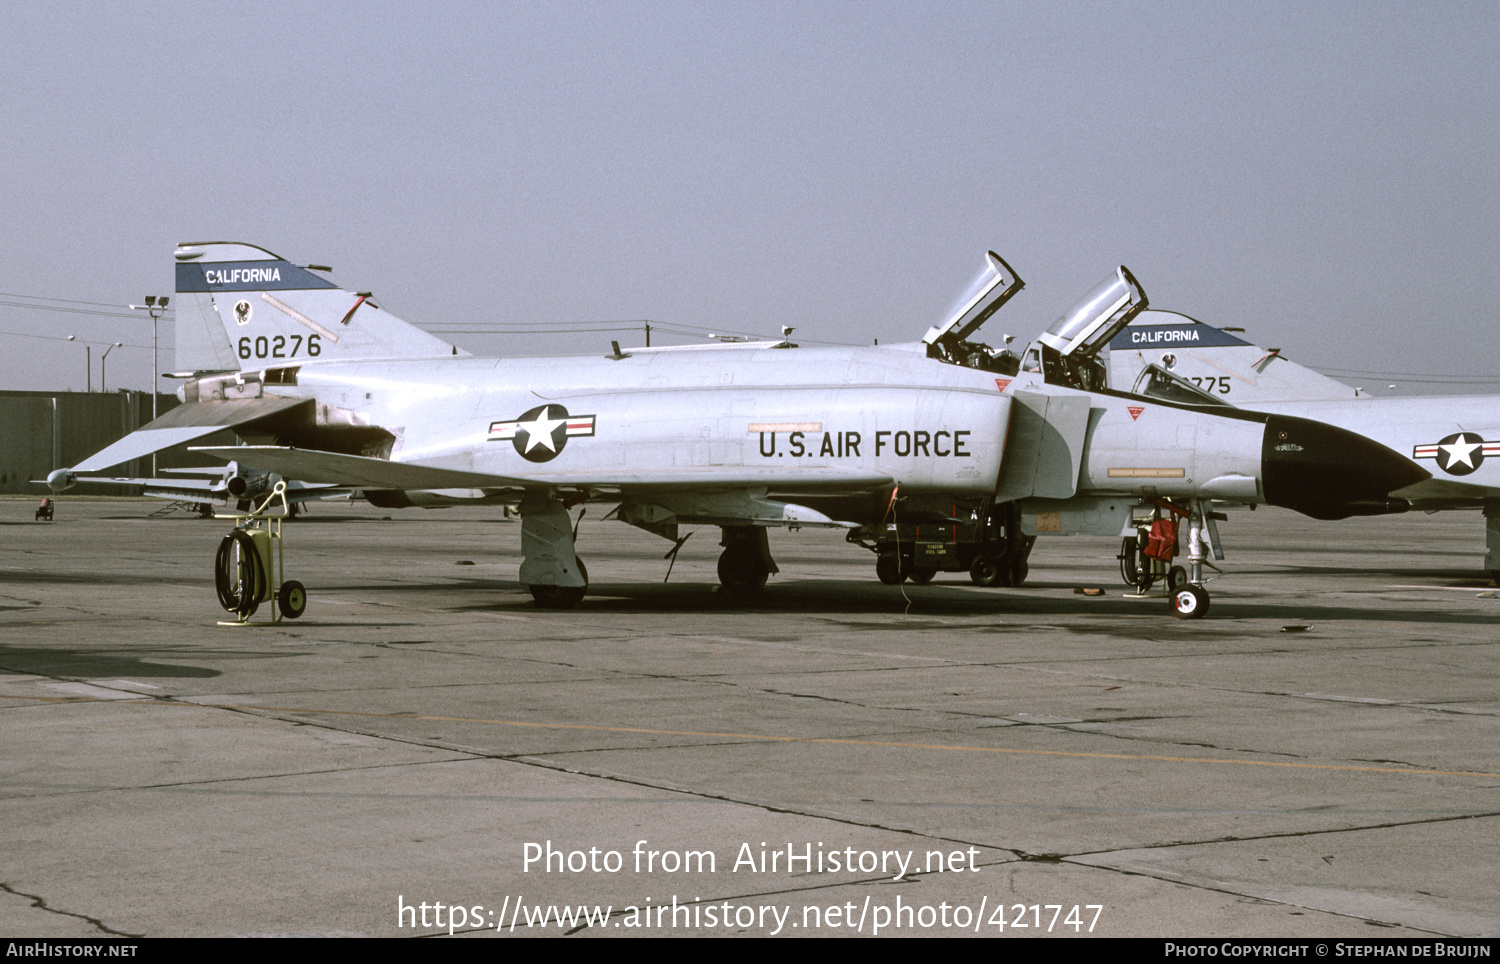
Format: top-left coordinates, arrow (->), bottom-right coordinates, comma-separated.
969,554 -> 1004,587
277,580 -> 307,619
529,557 -> 588,608
718,549 -> 768,593
876,553 -> 905,585
1171,585 -> 1210,620
909,567 -> 937,585
1167,566 -> 1188,593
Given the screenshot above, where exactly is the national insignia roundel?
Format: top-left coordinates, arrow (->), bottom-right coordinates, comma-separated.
1412,432 -> 1495,477
487,405 -> 596,463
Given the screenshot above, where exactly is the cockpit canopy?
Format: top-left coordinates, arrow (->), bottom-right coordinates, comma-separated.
923,254 -> 1150,392
1034,266 -> 1148,391
923,251 -> 1025,373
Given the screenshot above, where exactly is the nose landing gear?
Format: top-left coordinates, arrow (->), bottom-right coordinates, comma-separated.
1122,500 -> 1220,619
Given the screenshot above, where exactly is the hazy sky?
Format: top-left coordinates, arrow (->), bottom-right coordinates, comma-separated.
2,1 -> 1496,394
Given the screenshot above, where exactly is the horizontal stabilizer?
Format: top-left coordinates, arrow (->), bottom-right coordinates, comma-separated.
69,398 -> 307,473
145,397 -> 305,429
74,428 -> 228,473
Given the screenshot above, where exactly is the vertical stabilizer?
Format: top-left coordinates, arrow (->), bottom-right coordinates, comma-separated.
1107,310 -> 1359,404
173,242 -> 461,372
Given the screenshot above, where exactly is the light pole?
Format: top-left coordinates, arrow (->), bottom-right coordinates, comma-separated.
131,296 -> 170,474
67,335 -> 91,392
101,342 -> 123,392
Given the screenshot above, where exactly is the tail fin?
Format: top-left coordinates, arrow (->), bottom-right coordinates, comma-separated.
1107,310 -> 1358,404
173,242 -> 461,373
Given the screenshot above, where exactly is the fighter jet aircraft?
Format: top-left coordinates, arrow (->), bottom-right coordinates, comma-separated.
47,243 -> 1426,616
1106,311 -> 1500,584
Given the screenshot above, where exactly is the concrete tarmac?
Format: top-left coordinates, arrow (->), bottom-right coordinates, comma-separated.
2,497 -> 1497,938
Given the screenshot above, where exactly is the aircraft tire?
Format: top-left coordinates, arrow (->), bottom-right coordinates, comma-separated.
875,553 -> 905,585
1167,566 -> 1187,593
718,549 -> 767,593
530,558 -> 588,608
909,567 -> 937,585
1170,585 -> 1210,620
1118,537 -> 1142,587
277,580 -> 307,619
969,555 -> 1004,587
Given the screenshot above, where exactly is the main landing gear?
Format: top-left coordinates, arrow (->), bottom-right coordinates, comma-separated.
520,499 -> 589,608
1485,501 -> 1499,587
718,525 -> 778,594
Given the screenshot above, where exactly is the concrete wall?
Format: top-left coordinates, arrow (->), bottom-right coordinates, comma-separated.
0,391 -> 231,495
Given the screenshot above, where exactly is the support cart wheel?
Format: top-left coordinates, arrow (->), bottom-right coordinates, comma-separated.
277,580 -> 307,619
909,567 -> 937,585
969,555 -> 1003,587
875,553 -> 905,585
1171,585 -> 1210,620
1010,559 -> 1028,586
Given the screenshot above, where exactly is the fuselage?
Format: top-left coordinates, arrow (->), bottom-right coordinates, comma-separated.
1250,395 -> 1500,505
254,342 -> 1013,499
233,341 -> 1425,523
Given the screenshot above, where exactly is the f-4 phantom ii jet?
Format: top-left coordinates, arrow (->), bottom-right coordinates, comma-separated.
1108,311 -> 1500,584
47,242 -> 1426,616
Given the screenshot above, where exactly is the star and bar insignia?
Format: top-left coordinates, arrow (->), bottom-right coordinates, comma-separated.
1412,431 -> 1499,476
489,404 -> 596,463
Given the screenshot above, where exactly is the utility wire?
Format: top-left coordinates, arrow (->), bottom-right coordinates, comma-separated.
0,290 -> 150,309
0,327 -> 152,349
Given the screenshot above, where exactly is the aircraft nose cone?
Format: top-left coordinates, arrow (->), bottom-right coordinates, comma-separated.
1261,415 -> 1430,520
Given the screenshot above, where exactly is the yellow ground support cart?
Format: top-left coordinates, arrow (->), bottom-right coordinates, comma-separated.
213,481 -> 306,625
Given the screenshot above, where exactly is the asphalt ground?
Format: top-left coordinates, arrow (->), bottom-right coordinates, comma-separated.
1,496 -> 1497,938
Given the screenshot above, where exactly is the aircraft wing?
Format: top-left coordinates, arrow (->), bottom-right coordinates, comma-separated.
191,446 -> 530,490
38,473 -> 355,504
191,445 -> 894,494
33,475 -> 224,500
71,397 -> 306,473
